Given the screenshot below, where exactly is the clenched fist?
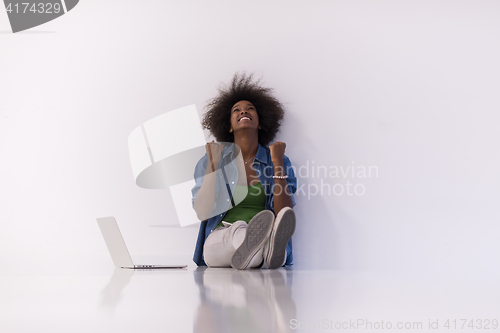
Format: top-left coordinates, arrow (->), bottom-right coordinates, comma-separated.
206,140 -> 224,172
269,140 -> 286,164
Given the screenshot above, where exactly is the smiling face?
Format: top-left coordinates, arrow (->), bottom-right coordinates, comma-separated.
229,100 -> 260,134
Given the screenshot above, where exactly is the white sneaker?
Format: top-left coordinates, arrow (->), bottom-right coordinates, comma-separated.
264,207 -> 296,269
231,210 -> 274,270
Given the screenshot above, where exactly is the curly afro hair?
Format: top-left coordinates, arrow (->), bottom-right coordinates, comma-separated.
202,72 -> 285,146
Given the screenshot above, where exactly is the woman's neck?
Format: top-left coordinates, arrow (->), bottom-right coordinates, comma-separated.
234,133 -> 259,161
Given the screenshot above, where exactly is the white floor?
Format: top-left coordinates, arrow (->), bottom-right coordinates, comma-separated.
1,264 -> 498,333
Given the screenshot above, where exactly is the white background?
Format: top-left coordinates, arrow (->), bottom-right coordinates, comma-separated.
1,0 -> 499,277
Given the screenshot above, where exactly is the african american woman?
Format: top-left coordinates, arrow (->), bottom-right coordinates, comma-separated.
191,73 -> 297,269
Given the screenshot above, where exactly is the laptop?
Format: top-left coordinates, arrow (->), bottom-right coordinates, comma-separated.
97,216 -> 187,269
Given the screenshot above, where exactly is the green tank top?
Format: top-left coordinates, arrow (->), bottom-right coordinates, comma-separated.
214,182 -> 266,229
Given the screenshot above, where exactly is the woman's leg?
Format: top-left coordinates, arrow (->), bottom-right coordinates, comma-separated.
204,210 -> 276,269
203,221 -> 248,267
204,220 -> 266,268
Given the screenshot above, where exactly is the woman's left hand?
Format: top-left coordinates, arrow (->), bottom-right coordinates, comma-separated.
269,140 -> 286,164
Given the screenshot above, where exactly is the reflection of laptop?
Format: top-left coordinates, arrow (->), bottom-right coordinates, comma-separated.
97,216 -> 187,269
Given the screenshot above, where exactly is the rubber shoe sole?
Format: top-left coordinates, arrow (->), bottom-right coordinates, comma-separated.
231,210 -> 274,270
265,207 -> 296,269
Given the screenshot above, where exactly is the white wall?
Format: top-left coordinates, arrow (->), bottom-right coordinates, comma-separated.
1,0 -> 499,276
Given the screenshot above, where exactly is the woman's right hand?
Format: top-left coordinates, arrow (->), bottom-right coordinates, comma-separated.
205,140 -> 224,172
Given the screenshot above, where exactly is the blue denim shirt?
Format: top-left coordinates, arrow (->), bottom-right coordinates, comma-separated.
191,143 -> 297,266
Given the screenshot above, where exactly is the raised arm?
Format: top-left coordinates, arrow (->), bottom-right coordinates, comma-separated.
269,140 -> 294,214
193,141 -> 223,221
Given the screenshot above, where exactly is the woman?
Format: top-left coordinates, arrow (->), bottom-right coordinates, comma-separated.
191,73 -> 297,269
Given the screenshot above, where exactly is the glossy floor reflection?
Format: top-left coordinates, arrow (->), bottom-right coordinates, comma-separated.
1,266 -> 498,332
193,267 -> 296,333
